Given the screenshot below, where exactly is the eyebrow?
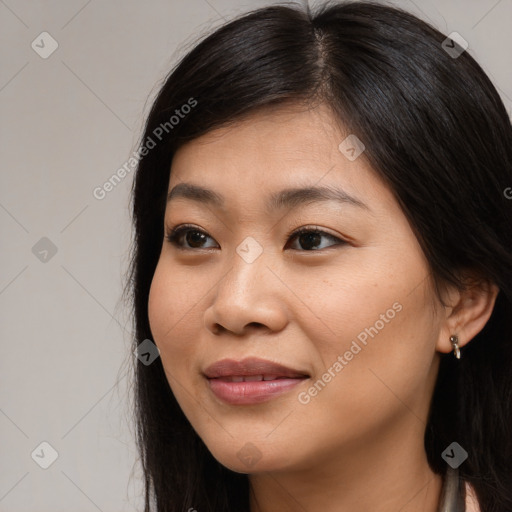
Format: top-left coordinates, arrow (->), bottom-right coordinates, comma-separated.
166,182 -> 369,213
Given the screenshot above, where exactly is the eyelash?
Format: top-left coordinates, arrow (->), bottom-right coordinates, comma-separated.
165,224 -> 347,252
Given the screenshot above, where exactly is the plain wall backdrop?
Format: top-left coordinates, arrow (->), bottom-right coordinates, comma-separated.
1,0 -> 511,510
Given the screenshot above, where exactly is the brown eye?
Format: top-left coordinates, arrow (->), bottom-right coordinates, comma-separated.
166,225 -> 218,250
286,227 -> 346,251
166,225 -> 346,252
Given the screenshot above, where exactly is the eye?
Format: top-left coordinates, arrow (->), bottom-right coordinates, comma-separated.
165,224 -> 346,252
285,226 -> 346,251
166,224 -> 218,250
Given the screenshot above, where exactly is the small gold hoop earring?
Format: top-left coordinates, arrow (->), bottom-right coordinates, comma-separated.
450,335 -> 461,359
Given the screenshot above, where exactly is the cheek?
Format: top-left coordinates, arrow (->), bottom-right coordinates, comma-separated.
147,261 -> 209,425
296,254 -> 439,422
289,260 -> 407,362
302,279 -> 439,435
147,262 -> 170,344
147,261 -> 199,365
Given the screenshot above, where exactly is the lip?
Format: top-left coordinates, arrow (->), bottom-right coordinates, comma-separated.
203,357 -> 309,405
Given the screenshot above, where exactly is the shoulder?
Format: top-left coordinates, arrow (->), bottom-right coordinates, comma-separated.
465,481 -> 481,512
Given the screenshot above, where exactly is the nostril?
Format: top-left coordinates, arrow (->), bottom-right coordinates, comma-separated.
211,321 -> 265,336
213,324 -> 226,335
247,322 -> 265,329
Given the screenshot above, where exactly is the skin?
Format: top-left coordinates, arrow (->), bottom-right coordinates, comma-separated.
147,102 -> 498,512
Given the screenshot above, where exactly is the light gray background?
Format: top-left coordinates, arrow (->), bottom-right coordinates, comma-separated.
1,0 -> 511,510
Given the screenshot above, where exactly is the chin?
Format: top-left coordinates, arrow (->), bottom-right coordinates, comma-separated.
212,453 -> 289,475
203,436 -> 299,474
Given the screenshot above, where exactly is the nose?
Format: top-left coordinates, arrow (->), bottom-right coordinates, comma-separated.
203,243 -> 289,337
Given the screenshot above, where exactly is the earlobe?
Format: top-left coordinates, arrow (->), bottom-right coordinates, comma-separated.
436,277 -> 500,356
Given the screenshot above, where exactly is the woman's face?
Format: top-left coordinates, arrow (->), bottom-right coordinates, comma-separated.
148,103 -> 448,474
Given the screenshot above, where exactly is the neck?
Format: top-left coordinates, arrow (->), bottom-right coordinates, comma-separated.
248,421 -> 443,512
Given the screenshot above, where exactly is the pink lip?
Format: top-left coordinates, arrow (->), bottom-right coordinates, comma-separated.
203,357 -> 309,405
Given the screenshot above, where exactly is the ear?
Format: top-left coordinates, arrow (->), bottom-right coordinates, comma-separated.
436,273 -> 500,354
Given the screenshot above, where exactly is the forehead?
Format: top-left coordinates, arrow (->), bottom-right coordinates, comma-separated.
167,103 -> 395,215
172,103 -> 342,174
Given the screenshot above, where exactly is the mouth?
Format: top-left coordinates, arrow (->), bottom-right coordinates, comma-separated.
203,357 -> 310,405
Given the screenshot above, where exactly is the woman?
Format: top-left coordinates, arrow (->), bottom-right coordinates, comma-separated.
128,2 -> 512,511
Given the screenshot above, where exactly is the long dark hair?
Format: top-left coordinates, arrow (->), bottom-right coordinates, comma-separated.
128,2 -> 512,510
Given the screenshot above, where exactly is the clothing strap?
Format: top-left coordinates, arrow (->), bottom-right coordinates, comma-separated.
438,466 -> 465,512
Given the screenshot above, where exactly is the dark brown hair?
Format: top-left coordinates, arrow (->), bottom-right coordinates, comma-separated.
129,2 -> 512,510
